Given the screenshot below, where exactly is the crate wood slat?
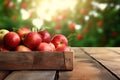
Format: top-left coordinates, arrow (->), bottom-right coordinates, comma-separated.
4,71 -> 57,80
0,71 -> 10,80
0,51 -> 73,70
64,51 -> 73,70
59,47 -> 118,80
83,47 -> 120,79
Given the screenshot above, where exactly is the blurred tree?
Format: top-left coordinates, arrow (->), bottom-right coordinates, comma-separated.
0,0 -> 35,30
0,0 -> 120,47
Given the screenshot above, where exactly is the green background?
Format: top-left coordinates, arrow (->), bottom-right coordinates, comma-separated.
0,0 -> 120,47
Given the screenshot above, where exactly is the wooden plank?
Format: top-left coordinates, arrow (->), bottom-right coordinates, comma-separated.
0,52 -> 33,70
4,71 -> 57,80
106,47 -> 120,54
64,52 -> 73,70
83,47 -> 120,79
0,71 -> 10,80
0,51 -> 73,70
59,47 -> 118,80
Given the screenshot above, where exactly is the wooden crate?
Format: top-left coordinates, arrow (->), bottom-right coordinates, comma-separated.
0,51 -> 73,70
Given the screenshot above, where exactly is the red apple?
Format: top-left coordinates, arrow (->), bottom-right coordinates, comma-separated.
16,45 -> 31,52
4,32 -> 20,50
51,34 -> 68,48
38,30 -> 51,43
17,27 -> 31,40
37,42 -> 54,52
0,45 -> 9,52
56,45 -> 70,51
23,32 -> 42,50
49,43 -> 55,51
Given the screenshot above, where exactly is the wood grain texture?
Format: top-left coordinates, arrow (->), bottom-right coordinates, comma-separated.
0,51 -> 73,70
0,71 -> 9,80
83,47 -> 120,79
0,52 -> 33,70
106,47 -> 120,54
4,71 -> 57,80
64,52 -> 73,70
59,47 -> 118,80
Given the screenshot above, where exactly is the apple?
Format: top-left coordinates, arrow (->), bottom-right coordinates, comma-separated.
38,30 -> 51,43
17,27 -> 31,40
16,45 -> 31,52
0,29 -> 9,44
51,34 -> 68,48
0,45 -> 9,52
56,45 -> 70,51
4,32 -> 20,50
49,42 -> 55,51
23,32 -> 42,50
37,42 -> 54,52
0,47 -> 9,52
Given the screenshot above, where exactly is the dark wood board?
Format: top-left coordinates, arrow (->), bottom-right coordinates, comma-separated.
0,71 -> 10,80
0,51 -> 73,70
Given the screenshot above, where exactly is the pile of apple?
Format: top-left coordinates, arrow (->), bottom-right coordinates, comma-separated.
0,28 -> 70,52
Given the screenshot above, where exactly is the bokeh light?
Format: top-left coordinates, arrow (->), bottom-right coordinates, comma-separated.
0,0 -> 120,47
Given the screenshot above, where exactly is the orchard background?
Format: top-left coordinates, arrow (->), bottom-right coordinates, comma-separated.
0,0 -> 120,47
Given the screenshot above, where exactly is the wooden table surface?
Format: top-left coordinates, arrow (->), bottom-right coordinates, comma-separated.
1,47 -> 120,80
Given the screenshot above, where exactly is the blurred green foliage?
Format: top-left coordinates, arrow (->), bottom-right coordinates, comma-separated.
0,0 -> 120,47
